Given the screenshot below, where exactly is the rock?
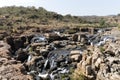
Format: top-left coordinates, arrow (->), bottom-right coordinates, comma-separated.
0,64 -> 33,80
68,41 -> 76,45
0,58 -> 8,66
81,61 -> 87,74
82,52 -> 88,61
15,48 -> 29,62
13,38 -> 25,51
86,56 -> 92,65
95,58 -> 103,68
72,34 -> 78,41
31,36 -> 47,43
5,36 -> 14,50
86,65 -> 92,75
26,56 -> 44,67
31,42 -> 47,47
40,48 -> 49,57
70,50 -> 82,55
70,50 -> 82,62
106,57 -> 119,65
0,41 -> 11,49
0,41 -> 11,59
45,33 -> 61,42
109,73 -> 120,80
92,52 -> 100,64
46,44 -> 55,51
111,64 -> 120,73
65,45 -> 77,50
54,41 -> 67,48
104,50 -> 115,57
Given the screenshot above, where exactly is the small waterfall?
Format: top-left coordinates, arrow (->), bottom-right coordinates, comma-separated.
44,59 -> 49,69
27,55 -> 32,62
38,73 -> 48,78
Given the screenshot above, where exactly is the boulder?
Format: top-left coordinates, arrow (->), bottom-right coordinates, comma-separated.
70,50 -> 82,62
45,33 -> 61,42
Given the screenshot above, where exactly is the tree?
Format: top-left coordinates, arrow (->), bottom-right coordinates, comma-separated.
99,18 -> 106,27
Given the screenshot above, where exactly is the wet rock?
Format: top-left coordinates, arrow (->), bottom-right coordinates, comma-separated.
55,56 -> 66,67
26,56 -> 44,68
49,66 -> 57,72
31,36 -> 47,43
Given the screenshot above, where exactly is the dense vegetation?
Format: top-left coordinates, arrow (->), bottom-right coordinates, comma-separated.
0,6 -> 119,30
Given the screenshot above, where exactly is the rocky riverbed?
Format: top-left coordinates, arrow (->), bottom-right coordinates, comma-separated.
0,27 -> 119,80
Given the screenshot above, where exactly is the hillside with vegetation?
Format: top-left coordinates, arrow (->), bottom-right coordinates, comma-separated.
0,6 -> 119,31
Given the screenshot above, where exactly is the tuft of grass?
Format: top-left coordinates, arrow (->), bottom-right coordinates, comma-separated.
99,46 -> 105,53
0,26 -> 8,30
66,29 -> 77,34
70,72 -> 88,80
